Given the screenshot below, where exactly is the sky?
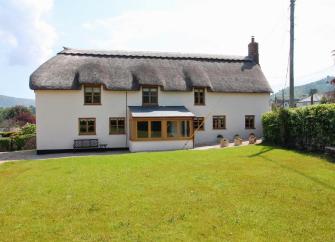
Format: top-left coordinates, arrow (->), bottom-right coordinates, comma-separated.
0,0 -> 334,99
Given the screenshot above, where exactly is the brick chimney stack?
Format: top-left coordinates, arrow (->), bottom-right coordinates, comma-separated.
248,36 -> 259,65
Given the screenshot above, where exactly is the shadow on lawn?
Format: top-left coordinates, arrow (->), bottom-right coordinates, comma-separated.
248,145 -> 274,157
250,146 -> 335,191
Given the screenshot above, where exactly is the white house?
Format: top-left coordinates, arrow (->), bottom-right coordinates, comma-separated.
30,37 -> 272,153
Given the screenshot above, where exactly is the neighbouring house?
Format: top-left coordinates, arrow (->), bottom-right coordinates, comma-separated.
296,93 -> 324,107
30,37 -> 272,153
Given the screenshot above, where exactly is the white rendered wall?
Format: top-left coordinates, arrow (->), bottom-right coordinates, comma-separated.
126,88 -> 270,145
35,87 -> 270,151
129,140 -> 193,152
35,89 -> 128,150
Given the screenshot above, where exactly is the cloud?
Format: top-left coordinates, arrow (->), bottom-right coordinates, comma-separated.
0,0 -> 57,66
82,0 -> 335,91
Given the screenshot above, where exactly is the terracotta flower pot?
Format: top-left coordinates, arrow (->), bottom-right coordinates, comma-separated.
220,138 -> 229,147
234,138 -> 243,146
248,133 -> 257,144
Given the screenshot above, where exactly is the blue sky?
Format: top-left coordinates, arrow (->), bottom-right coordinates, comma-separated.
0,0 -> 334,99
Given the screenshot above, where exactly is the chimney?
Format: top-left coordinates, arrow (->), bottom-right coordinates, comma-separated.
248,36 -> 259,65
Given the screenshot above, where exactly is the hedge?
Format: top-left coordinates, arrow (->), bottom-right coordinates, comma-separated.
0,137 -> 12,152
0,134 -> 36,152
262,104 -> 335,151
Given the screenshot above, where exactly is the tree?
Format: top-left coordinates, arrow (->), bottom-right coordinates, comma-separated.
320,96 -> 328,104
1,106 -> 36,126
309,89 -> 318,105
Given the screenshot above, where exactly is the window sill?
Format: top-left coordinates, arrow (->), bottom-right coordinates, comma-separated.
84,103 -> 102,106
79,133 -> 96,136
142,103 -> 159,106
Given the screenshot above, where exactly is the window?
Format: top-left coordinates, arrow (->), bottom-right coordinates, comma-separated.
84,86 -> 101,105
109,118 -> 125,134
193,117 -> 205,131
137,121 -> 149,138
245,115 -> 255,129
79,118 -> 96,135
167,121 -> 178,137
179,120 -> 191,137
194,88 -> 205,105
213,116 -> 226,129
151,121 -> 162,138
132,119 -> 192,140
142,87 -> 158,105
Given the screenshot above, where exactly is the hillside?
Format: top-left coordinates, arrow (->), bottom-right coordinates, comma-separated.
272,76 -> 334,100
0,95 -> 35,108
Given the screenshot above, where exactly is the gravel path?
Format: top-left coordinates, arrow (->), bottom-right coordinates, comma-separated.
0,150 -> 129,164
0,140 -> 262,164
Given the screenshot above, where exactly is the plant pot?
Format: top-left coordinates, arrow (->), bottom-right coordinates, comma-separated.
234,138 -> 243,146
220,138 -> 229,147
248,135 -> 257,144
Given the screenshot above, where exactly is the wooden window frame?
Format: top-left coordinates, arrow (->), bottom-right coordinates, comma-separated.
84,85 -> 101,105
245,115 -> 255,129
79,118 -> 96,135
213,115 -> 226,130
142,86 -> 158,106
194,88 -> 205,106
130,117 -> 193,141
193,117 -> 205,131
109,117 -> 126,135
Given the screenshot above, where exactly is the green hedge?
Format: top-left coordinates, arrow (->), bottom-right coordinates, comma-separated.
0,134 -> 36,151
262,104 -> 335,151
0,137 -> 12,151
12,134 -> 36,150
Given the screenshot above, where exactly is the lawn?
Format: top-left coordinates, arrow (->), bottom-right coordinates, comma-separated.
0,145 -> 334,241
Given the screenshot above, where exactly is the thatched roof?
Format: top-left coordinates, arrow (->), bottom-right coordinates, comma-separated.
30,48 -> 272,93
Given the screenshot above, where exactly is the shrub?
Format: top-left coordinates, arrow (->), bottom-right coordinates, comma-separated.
12,134 -> 36,151
0,131 -> 18,138
20,123 -> 36,135
0,137 -> 12,152
262,104 -> 335,151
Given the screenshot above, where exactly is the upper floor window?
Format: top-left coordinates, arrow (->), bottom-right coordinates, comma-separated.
109,118 -> 125,134
213,115 -> 226,129
79,118 -> 96,135
84,86 -> 101,105
194,88 -> 205,105
245,115 -> 255,129
142,87 -> 158,105
193,117 -> 205,131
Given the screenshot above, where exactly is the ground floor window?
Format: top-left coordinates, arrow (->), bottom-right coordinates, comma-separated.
193,117 -> 205,131
109,118 -> 125,134
213,115 -> 226,129
79,118 -> 96,135
131,118 -> 192,141
245,115 -> 255,129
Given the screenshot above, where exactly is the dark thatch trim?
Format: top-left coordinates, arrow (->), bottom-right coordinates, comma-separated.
30,48 -> 273,93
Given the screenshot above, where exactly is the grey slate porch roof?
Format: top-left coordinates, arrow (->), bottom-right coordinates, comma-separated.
30,48 -> 272,93
129,106 -> 195,118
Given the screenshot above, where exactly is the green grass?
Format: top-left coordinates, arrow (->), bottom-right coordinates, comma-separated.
0,145 -> 334,241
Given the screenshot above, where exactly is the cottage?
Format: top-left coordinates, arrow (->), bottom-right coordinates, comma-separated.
30,37 -> 272,153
